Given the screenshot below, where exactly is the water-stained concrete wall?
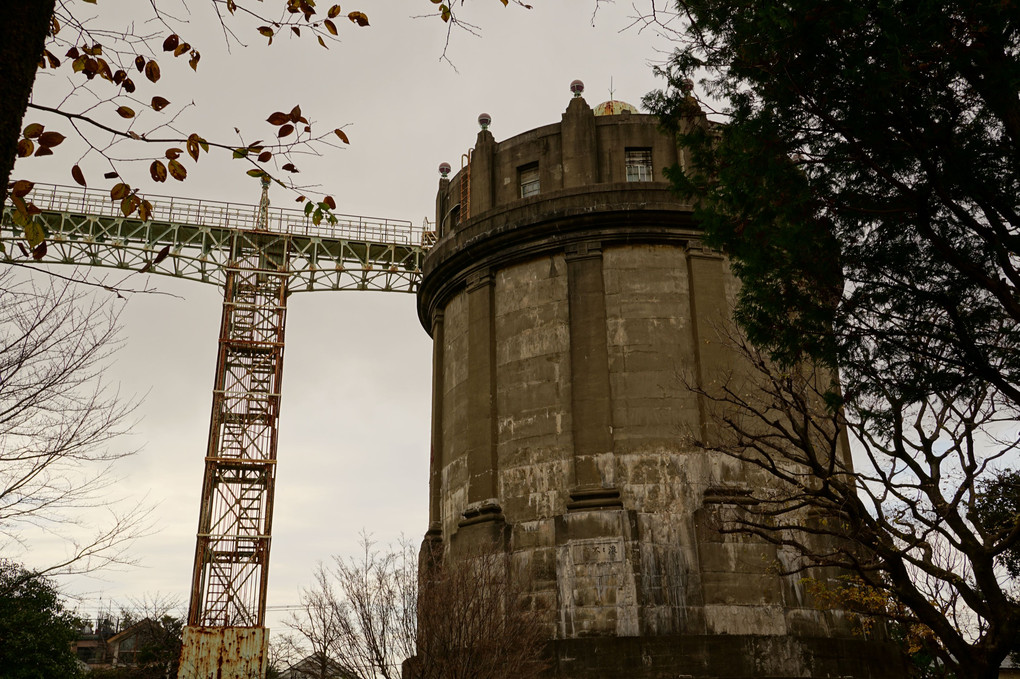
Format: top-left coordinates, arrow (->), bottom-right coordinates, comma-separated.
417,92 -> 905,678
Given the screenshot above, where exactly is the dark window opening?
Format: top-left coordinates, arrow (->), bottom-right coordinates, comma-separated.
625,148 -> 653,182
519,163 -> 540,198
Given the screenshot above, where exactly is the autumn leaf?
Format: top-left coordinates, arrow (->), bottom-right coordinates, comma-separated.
267,111 -> 290,125
32,241 -> 47,261
324,19 -> 338,35
103,171 -> 119,179
166,148 -> 183,160
168,159 -> 187,181
258,26 -> 275,44
23,123 -> 44,138
38,131 -> 65,147
334,128 -> 350,143
174,42 -> 190,57
348,11 -> 369,26
189,52 -> 201,71
145,60 -> 160,83
120,194 -> 140,217
139,200 -> 154,222
71,165 -> 86,187
187,137 -> 200,161
278,124 -> 295,138
11,195 -> 29,220
135,55 -> 145,72
24,222 -> 45,248
116,105 -> 135,118
246,169 -> 266,178
11,180 -> 34,198
151,96 -> 170,111
150,160 -> 168,182
110,183 -> 131,201
258,151 -> 272,162
162,34 -> 180,52
328,5 -> 342,18
34,147 -> 53,157
153,244 -> 171,265
96,58 -> 112,80
282,163 -> 298,173
289,105 -> 302,122
324,196 -> 337,210
16,139 -> 34,157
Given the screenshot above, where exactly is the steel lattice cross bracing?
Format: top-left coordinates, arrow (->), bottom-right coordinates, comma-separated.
0,183 -> 432,676
0,183 -> 433,293
188,232 -> 290,628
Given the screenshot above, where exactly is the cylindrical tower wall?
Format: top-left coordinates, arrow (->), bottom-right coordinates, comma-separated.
418,94 -> 905,678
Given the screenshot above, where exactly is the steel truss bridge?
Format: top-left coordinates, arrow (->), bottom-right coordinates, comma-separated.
1,182 -> 432,664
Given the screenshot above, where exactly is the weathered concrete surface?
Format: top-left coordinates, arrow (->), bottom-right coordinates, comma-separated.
419,94 -> 907,678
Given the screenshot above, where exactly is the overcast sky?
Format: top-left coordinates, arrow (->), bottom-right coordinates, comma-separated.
13,0 -> 677,631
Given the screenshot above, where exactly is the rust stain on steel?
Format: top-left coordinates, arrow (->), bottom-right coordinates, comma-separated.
179,626 -> 268,679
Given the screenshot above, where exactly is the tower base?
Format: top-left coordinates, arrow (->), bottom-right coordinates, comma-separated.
548,634 -> 907,678
178,626 -> 268,679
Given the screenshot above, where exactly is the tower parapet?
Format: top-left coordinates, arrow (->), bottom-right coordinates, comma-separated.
418,86 -> 905,678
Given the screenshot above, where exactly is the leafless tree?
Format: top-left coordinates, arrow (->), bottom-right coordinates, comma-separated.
683,325 -> 1020,679
285,535 -> 416,679
0,269 -> 148,583
285,535 -> 547,679
414,547 -> 548,679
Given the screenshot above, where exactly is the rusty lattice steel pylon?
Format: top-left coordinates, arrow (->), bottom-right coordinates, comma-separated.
1,180 -> 434,678
188,225 -> 290,627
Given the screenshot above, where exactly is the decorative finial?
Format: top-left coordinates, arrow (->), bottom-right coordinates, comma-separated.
608,77 -> 615,102
439,162 -> 451,178
477,113 -> 491,131
570,79 -> 584,98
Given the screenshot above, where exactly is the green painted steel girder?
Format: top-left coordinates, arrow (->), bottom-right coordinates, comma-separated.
1,183 -> 431,293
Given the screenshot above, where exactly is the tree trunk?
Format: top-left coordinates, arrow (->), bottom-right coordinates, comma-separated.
0,1 -> 55,208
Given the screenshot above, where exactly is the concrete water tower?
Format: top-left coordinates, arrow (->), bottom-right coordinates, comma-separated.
416,83 -> 904,678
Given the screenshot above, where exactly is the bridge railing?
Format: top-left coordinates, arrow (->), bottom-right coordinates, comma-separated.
22,183 -> 426,246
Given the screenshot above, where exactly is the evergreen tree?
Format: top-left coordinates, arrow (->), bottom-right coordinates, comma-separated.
0,560 -> 86,679
646,0 -> 1018,404
645,1 -> 1020,676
